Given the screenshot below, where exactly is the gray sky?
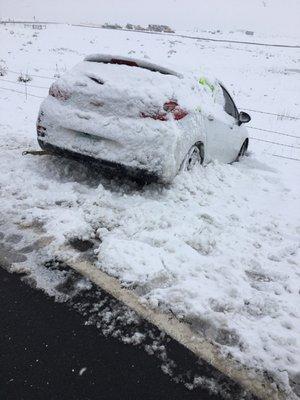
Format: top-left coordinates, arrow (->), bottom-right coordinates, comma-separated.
1,0 -> 300,37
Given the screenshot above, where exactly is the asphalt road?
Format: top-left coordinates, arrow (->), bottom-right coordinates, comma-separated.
0,266 -> 253,400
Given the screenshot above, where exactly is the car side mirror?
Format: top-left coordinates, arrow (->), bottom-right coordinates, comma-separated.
238,111 -> 251,126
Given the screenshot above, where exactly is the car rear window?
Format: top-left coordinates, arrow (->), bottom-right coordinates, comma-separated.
84,54 -> 181,77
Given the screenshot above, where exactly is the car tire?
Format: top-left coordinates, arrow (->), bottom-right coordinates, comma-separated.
236,139 -> 248,162
181,143 -> 204,171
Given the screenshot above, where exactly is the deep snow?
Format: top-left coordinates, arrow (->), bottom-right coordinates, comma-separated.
0,22 -> 299,397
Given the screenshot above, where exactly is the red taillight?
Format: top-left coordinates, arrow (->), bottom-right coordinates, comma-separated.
172,108 -> 188,120
163,100 -> 188,120
140,100 -> 188,122
49,84 -> 70,101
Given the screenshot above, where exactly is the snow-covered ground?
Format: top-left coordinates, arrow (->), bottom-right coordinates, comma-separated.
0,23 -> 299,397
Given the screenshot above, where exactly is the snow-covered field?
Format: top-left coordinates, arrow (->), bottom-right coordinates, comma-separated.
0,23 -> 299,398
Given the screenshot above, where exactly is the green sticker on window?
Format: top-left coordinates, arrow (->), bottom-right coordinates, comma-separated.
199,77 -> 214,92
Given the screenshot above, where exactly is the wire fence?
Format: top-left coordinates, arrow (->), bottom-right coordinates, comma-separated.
0,78 -> 299,161
248,126 -> 300,139
6,69 -> 55,80
0,86 -> 45,98
3,73 -> 300,121
268,154 -> 300,162
241,108 -> 300,121
1,78 -> 49,90
250,137 -> 300,149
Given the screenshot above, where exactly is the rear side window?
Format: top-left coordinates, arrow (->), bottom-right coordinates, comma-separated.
220,85 -> 238,119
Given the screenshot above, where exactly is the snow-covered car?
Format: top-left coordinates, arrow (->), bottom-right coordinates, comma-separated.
37,54 -> 251,183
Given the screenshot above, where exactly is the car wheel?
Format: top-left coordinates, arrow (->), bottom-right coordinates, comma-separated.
236,140 -> 248,162
181,144 -> 203,171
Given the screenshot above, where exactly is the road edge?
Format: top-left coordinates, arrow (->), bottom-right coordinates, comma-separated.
68,259 -> 296,400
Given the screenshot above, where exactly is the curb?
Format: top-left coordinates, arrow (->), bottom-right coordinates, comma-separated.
68,259 -> 297,400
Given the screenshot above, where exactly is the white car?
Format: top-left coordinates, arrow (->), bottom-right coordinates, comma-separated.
37,54 -> 250,183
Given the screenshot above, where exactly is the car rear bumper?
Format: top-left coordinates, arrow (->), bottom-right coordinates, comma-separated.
38,139 -> 160,183
37,96 -> 182,182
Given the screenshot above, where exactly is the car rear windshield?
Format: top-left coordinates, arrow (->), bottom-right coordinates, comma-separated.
84,54 -> 181,77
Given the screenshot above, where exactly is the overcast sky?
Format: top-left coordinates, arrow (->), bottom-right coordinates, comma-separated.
1,0 -> 300,37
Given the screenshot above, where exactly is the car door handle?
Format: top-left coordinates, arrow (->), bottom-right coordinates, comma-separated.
208,114 -> 214,121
